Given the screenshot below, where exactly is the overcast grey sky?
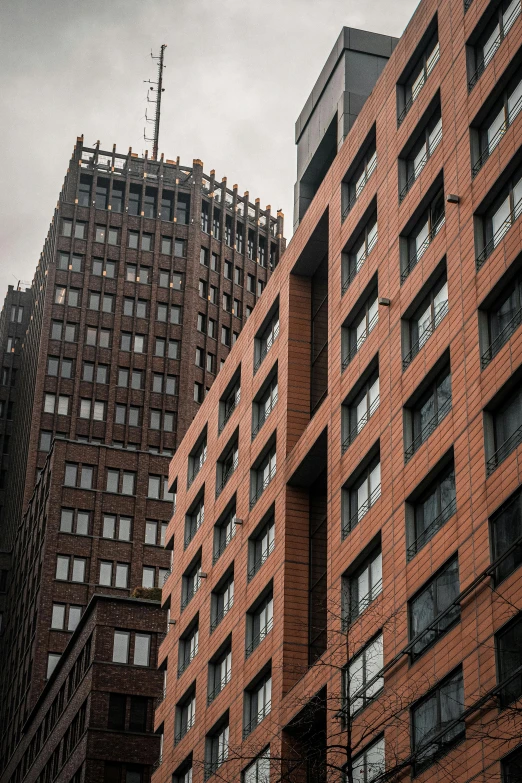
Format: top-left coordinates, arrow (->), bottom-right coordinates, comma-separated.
0,0 -> 417,297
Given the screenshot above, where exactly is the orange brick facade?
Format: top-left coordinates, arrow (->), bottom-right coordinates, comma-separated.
157,0 -> 522,780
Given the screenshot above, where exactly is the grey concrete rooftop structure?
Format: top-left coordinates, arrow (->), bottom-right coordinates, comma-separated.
294,26 -> 398,229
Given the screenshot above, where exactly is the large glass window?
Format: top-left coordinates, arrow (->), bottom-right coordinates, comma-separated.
468,0 -> 521,90
403,276 -> 448,368
490,487 -> 522,583
408,463 -> 456,559
405,368 -> 452,461
342,293 -> 378,370
343,546 -> 382,627
478,169 -> 522,267
411,668 -> 465,772
409,557 -> 460,658
343,634 -> 383,717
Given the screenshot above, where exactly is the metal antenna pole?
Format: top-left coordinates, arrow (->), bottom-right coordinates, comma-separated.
144,44 -> 167,160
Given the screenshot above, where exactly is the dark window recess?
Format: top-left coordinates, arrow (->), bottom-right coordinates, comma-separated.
161,190 -> 174,221
213,208 -> 221,239
181,557 -> 201,611
111,182 -> 124,212
401,189 -> 445,283
409,557 -> 460,659
407,462 -> 456,560
216,438 -> 238,497
246,591 -> 273,657
473,75 -> 522,176
252,372 -> 278,439
128,697 -> 148,732
502,746 -> 522,782
213,505 -> 237,564
201,200 -> 209,232
250,442 -> 277,509
342,455 -> 381,537
397,31 -> 440,125
481,268 -> 522,368
205,720 -> 229,778
184,495 -> 204,549
468,0 -> 521,91
208,643 -> 232,704
477,169 -> 522,269
175,690 -> 196,744
254,310 -> 279,373
411,668 -> 465,773
490,487 -> 522,583
341,140 -> 377,220
178,621 -> 199,676
78,175 -> 92,207
403,276 -> 448,369
143,187 -> 157,218
399,107 -> 442,202
95,179 -> 109,209
342,370 -> 379,453
309,471 -> 327,665
188,434 -> 207,487
487,383 -> 522,476
107,694 -> 126,730
128,185 -> 141,216
310,255 -> 329,415
342,290 -> 378,370
243,673 -> 271,738
405,368 -> 452,462
219,377 -> 241,433
342,215 -> 377,294
177,192 -> 190,224
342,544 -> 382,629
210,572 -> 234,632
496,613 -> 522,706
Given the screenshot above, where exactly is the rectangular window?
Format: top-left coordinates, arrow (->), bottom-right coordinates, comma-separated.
175,692 -> 196,744
176,192 -> 190,224
254,308 -> 279,373
178,620 -> 199,675
411,668 -> 465,773
342,370 -> 379,452
342,292 -> 378,370
349,737 -> 385,783
403,276 -> 448,368
343,546 -> 382,627
244,674 -> 271,737
397,25 -> 439,123
343,633 -> 383,717
490,487 -> 522,583
250,443 -> 276,508
405,368 -> 452,461
496,613 -> 522,706
248,517 -> 275,580
246,592 -> 273,657
206,723 -> 229,775
408,462 -> 456,559
342,214 -> 378,291
401,189 -> 445,281
409,557 -> 460,659
210,572 -> 234,632
113,630 -> 130,663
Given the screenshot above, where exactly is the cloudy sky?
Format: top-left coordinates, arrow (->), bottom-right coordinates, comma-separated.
0,0 -> 417,297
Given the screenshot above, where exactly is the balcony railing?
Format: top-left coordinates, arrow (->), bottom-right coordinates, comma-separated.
181,577 -> 201,611
207,673 -> 231,705
216,455 -> 238,498
204,757 -> 227,781
401,213 -> 445,283
184,514 -> 204,548
342,484 -> 381,539
219,390 -> 240,433
476,197 -> 522,270
254,322 -> 279,373
399,125 -> 443,202
154,687 -> 167,709
402,300 -> 449,370
246,616 -> 274,657
345,577 -> 383,627
252,393 -> 278,439
487,424 -> 522,477
398,45 -> 440,125
213,524 -> 237,564
177,645 -> 198,677
174,716 -> 195,745
247,538 -> 275,581
473,96 -> 522,177
404,396 -> 452,463
342,395 -> 380,454
243,702 -> 271,739
342,311 -> 379,371
468,4 -> 520,91
481,308 -> 522,369
341,231 -> 378,295
210,595 -> 234,633
407,497 -> 457,560
250,464 -> 276,509
342,155 -> 377,221
188,454 -> 205,488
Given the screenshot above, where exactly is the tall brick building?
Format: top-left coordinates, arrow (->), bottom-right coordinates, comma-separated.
158,0 -> 522,781
0,138 -> 284,781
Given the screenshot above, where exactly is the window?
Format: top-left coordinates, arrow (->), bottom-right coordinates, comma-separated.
408,461 -> 456,559
401,189 -> 445,281
502,746 -> 522,782
99,561 -> 129,588
496,612 -> 522,706
487,381 -> 522,475
60,508 -> 90,535
208,643 -> 232,704
106,469 -> 135,495
405,367 -> 452,461
174,239 -> 186,257
481,265 -> 522,367
103,514 -> 132,541
477,169 -> 522,268
181,557 -> 202,610
134,633 -> 151,666
343,546 -> 382,627
474,74 -> 522,176
342,368 -> 379,452
246,591 -> 273,657
161,189 -> 175,221
244,672 -> 271,737
206,721 -> 229,776
342,454 -> 381,535
243,750 -> 270,783
213,505 -> 237,564
185,495 -> 205,547
400,105 -> 442,201
51,603 -> 66,630
197,313 -> 206,334
200,247 -> 209,267
47,653 -> 61,679
342,214 -> 378,293
248,516 -> 275,580
343,634 -> 383,717
221,325 -> 231,346
175,691 -> 196,744
219,375 -> 241,433
113,631 -> 130,663
349,736 -> 385,783
74,221 -> 86,240
64,463 -> 94,489
201,200 -> 210,232
342,291 -> 378,370
410,557 -> 460,659
51,603 -> 82,632
211,572 -> 234,632
194,382 -> 204,403
145,520 -> 168,547
178,620 -> 199,675
207,318 -> 216,339
108,226 -> 119,245
490,487 -> 522,583
403,276 -> 448,368
411,668 -> 465,772
254,308 -> 279,372
247,274 -> 255,293
342,137 -> 377,221
223,292 -> 232,312
177,192 -> 190,224
216,438 -> 238,497
250,442 -> 276,508
213,209 -> 221,240
468,0 -> 521,91
62,219 -> 72,237
398,29 -> 439,124
55,555 -> 87,583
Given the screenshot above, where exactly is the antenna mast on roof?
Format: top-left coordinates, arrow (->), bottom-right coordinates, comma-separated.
144,44 -> 167,160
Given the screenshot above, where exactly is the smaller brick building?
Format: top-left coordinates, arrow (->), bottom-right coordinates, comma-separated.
0,594 -> 165,783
